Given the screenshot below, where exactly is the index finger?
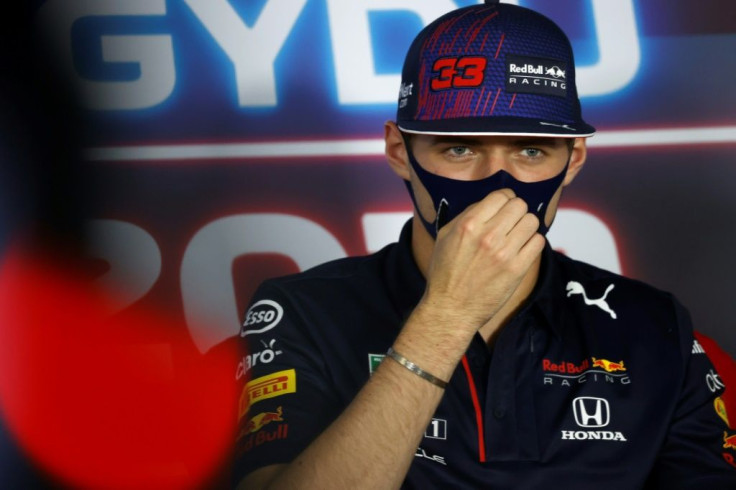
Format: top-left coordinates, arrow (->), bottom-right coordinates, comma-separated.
463,188 -> 519,223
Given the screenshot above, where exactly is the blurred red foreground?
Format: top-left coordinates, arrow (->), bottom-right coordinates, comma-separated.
0,246 -> 241,489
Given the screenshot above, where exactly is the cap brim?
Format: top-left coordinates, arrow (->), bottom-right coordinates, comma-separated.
398,116 -> 595,138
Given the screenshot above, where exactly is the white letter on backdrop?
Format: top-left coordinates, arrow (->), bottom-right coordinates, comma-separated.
36,0 -> 174,110
184,0 -> 308,107
327,0 -> 638,102
573,0 -> 640,97
546,209 -> 622,273
181,214 -> 347,353
326,0 -> 457,105
87,220 -> 162,313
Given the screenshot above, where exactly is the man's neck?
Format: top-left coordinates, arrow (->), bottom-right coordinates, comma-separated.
410,216 -> 542,345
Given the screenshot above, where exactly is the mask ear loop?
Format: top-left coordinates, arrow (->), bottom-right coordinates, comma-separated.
400,131 -> 443,239
534,155 -> 571,235
435,198 -> 449,236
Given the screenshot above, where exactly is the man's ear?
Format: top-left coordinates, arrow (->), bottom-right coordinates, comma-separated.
384,121 -> 411,181
562,137 -> 587,186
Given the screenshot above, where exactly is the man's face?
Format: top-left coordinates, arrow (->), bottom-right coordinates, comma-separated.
405,133 -> 581,230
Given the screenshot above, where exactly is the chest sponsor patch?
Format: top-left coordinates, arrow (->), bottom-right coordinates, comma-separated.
566,281 -> 617,319
542,356 -> 631,387
561,397 -> 628,442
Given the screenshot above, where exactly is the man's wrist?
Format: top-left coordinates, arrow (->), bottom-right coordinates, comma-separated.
386,347 -> 449,389
392,303 -> 476,381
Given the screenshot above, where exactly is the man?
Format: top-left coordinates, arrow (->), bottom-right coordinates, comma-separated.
234,2 -> 736,488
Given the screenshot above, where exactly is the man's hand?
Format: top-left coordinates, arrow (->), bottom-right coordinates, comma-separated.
421,188 -> 545,340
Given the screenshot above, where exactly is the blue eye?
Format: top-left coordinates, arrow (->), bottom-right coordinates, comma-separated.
521,148 -> 543,158
448,146 -> 471,156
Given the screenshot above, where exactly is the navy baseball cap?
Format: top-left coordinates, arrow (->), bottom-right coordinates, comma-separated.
396,0 -> 595,138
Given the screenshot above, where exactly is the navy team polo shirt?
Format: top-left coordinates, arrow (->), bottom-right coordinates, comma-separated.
234,221 -> 736,489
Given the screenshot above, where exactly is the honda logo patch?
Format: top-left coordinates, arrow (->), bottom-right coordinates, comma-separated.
573,397 -> 610,428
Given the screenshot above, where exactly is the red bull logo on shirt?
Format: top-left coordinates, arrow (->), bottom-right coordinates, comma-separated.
543,358 -> 590,374
239,414 -> 289,452
542,356 -> 630,387
237,407 -> 287,444
245,406 -> 284,434
715,397 -> 730,427
241,423 -> 289,453
722,452 -> 736,469
723,431 -> 736,450
591,357 -> 626,373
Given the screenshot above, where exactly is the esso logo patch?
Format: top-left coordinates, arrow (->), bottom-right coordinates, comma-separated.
241,300 -> 284,337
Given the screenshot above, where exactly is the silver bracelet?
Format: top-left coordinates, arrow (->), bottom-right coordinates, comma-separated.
386,347 -> 448,389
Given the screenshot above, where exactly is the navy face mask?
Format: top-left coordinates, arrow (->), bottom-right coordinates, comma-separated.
402,134 -> 568,239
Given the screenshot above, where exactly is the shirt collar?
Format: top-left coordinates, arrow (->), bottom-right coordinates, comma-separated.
384,220 -> 426,321
525,242 -> 568,339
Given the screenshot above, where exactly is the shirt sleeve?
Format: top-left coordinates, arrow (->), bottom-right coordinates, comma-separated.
232,280 -> 344,484
696,330 -> 736,430
647,300 -> 736,488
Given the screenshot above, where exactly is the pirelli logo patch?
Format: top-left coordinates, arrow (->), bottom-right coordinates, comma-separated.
506,55 -> 567,97
240,369 -> 296,417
